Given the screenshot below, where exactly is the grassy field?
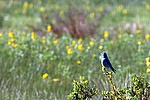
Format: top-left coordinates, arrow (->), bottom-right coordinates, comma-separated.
0,0 -> 150,100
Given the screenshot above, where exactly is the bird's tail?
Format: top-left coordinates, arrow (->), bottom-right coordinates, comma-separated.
110,67 -> 116,73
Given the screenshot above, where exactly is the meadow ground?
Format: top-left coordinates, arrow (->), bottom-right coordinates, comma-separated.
0,0 -> 150,100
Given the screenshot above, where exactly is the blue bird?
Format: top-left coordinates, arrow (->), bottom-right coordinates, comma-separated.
99,52 -> 116,73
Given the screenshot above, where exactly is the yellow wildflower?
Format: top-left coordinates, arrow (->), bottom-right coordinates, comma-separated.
146,62 -> 150,67
145,34 -> 150,40
99,46 -> 103,50
0,32 -> 2,37
14,9 -> 18,14
11,38 -> 15,42
104,31 -> 109,38
98,7 -> 103,12
118,34 -> 122,38
136,30 -> 141,34
90,12 -> 95,18
42,73 -> 49,79
47,25 -> 52,32
87,46 -> 91,50
110,40 -> 114,44
29,3 -> 33,8
117,5 -> 123,12
66,46 -> 70,49
53,78 -> 59,82
137,41 -> 141,45
78,44 -> 83,51
8,40 -> 12,45
22,1 -> 28,14
92,54 -> 96,58
53,39 -> 58,44
145,57 -> 149,62
74,45 -> 77,49
145,3 -> 150,9
100,38 -> 104,42
12,43 -> 18,48
123,9 -> 127,14
9,31 -> 14,38
146,68 -> 150,73
77,60 -> 81,65
90,41 -> 94,46
40,7 -> 45,12
67,49 -> 72,55
78,38 -> 83,42
72,40 -> 76,45
145,57 -> 150,67
31,32 -> 36,40
42,36 -> 46,43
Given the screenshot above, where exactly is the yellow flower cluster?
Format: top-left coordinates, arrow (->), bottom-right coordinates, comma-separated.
42,36 -> 46,43
99,46 -> 103,50
104,31 -> 109,38
31,32 -> 36,40
78,44 -> 83,51
117,5 -> 123,12
53,39 -> 58,45
137,41 -> 141,45
67,48 -> 72,55
22,1 -> 28,14
47,25 -> 52,32
42,73 -> 49,79
98,6 -> 103,12
145,57 -> 150,73
53,78 -> 60,82
118,34 -> 122,38
123,9 -> 128,14
90,41 -> 94,46
8,32 -> 18,48
42,73 -> 60,82
72,40 -> 76,45
77,60 -> 81,65
0,32 -> 3,37
145,3 -> 150,9
90,12 -> 95,18
40,7 -> 45,12
136,29 -> 141,34
145,34 -> 150,40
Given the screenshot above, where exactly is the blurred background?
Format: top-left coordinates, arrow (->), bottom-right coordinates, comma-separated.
0,0 -> 150,99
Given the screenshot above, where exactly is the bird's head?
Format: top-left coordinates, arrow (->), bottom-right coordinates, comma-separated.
101,52 -> 108,58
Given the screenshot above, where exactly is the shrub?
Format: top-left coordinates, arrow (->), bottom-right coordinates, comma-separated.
40,3 -> 108,38
67,76 -> 99,100
101,69 -> 150,100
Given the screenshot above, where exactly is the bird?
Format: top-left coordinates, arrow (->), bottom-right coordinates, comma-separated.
99,52 -> 116,73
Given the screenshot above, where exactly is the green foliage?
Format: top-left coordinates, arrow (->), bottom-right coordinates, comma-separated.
68,76 -> 99,100
0,0 -> 150,100
0,14 -> 4,27
102,70 -> 150,100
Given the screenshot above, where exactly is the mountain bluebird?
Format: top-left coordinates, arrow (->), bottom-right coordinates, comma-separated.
99,52 -> 116,73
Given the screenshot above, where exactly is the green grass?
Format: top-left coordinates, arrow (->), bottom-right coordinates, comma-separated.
0,0 -> 150,100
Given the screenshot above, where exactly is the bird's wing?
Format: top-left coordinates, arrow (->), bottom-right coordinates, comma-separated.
103,58 -> 116,73
103,58 -> 112,68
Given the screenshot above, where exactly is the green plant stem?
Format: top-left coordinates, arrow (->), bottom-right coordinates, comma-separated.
103,68 -> 120,99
